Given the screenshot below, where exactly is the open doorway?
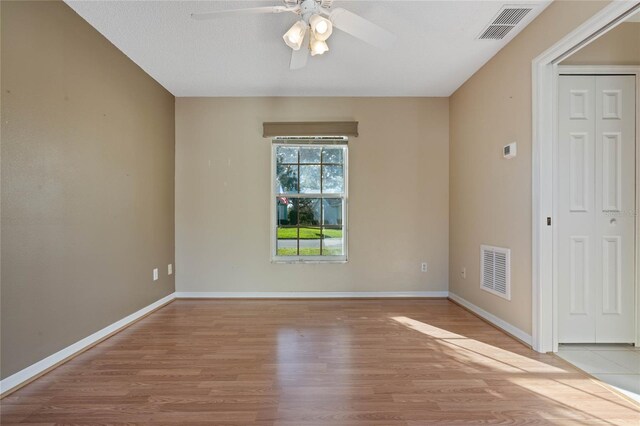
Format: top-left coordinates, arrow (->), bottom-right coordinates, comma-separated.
535,5 -> 640,402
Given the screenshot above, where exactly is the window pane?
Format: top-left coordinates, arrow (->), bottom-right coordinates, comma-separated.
276,197 -> 298,225
322,198 -> 344,256
276,198 -> 298,256
322,165 -> 343,194
300,235 -> 321,256
276,227 -> 298,256
322,198 -> 342,226
298,197 -> 321,256
298,198 -> 321,226
322,228 -> 344,256
299,165 -> 321,193
300,147 -> 321,163
322,147 -> 343,164
322,198 -> 343,256
300,223 -> 322,256
276,165 -> 298,193
276,146 -> 298,164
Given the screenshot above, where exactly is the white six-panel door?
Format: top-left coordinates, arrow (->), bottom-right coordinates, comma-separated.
558,75 -> 636,344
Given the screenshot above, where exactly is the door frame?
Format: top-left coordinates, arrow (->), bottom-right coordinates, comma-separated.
555,65 -> 640,349
531,1 -> 640,353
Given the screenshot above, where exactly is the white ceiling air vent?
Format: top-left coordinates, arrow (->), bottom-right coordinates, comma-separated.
478,6 -> 533,40
480,245 -> 511,300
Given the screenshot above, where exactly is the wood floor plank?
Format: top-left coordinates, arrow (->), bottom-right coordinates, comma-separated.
1,299 -> 638,424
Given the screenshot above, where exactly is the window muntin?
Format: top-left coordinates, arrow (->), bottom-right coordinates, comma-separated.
273,142 -> 347,261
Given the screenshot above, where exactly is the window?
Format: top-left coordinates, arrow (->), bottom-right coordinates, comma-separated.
272,139 -> 348,262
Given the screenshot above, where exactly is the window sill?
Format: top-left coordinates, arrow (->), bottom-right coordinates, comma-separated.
271,257 -> 348,264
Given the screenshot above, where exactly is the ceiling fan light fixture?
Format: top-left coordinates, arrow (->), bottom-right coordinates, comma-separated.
309,14 -> 333,41
310,37 -> 329,56
283,20 -> 308,50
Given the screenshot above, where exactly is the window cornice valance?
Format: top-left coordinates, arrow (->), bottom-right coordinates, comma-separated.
263,121 -> 358,138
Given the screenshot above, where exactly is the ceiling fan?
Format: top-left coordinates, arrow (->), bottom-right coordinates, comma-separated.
191,0 -> 396,70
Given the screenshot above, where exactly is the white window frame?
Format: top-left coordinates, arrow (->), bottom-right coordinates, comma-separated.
270,139 -> 348,263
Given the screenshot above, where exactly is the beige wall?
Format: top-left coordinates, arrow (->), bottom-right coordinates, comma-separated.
561,22 -> 640,65
176,98 -> 449,293
1,1 -> 175,379
449,1 -> 609,334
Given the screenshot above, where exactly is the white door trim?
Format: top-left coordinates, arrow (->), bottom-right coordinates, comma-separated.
532,2 -> 640,353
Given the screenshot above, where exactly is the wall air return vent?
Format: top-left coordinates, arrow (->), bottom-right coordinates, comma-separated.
480,245 -> 511,300
478,6 -> 533,40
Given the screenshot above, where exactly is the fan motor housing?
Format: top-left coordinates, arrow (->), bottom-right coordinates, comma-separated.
300,0 -> 320,20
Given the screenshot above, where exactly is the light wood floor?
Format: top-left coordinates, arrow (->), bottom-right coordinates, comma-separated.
2,299 -> 639,425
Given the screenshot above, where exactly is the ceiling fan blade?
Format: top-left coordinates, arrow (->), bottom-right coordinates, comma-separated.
329,8 -> 396,50
191,6 -> 298,20
290,31 -> 310,70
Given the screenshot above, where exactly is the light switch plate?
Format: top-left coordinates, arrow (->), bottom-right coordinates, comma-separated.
168,264 -> 173,275
153,268 -> 159,281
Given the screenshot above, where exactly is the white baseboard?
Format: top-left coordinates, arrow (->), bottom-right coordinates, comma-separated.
448,292 -> 532,346
0,292 -> 176,396
175,291 -> 449,299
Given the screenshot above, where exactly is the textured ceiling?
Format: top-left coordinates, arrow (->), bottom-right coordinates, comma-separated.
65,1 -> 550,96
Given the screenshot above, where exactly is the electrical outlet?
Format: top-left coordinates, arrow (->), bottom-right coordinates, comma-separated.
461,267 -> 467,279
421,262 -> 428,272
153,268 -> 159,281
168,264 -> 173,275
